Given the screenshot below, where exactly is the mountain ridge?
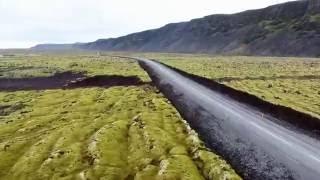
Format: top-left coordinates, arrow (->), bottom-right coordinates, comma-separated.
32,0 -> 320,57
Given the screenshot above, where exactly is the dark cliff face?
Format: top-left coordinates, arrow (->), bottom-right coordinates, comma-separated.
308,0 -> 320,14
35,0 -> 320,57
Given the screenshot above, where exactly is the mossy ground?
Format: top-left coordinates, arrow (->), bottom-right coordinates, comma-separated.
153,54 -> 320,118
0,55 -> 150,81
0,55 -> 240,179
0,86 -> 239,180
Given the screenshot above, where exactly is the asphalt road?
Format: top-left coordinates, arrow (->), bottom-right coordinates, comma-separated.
137,58 -> 320,180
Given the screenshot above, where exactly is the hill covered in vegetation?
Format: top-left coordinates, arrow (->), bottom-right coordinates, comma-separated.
33,0 -> 320,57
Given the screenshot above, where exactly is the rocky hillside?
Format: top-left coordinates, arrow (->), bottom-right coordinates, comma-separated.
34,0 -> 320,57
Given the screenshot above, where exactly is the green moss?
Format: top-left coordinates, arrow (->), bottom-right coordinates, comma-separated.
259,20 -> 288,33
155,55 -> 320,118
310,14 -> 320,23
0,86 -> 240,179
0,53 -> 240,179
0,55 -> 150,81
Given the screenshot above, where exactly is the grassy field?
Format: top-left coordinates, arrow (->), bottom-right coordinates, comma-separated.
152,54 -> 320,118
0,55 -> 240,180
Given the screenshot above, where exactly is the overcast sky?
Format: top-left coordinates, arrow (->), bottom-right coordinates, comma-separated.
0,0 -> 295,48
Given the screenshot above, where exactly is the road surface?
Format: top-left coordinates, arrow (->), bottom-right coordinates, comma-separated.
137,58 -> 320,180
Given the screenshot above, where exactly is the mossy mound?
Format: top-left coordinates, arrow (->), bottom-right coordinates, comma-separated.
0,86 -> 240,180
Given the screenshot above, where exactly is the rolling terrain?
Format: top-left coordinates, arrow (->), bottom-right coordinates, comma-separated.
0,55 -> 240,179
2,52 -> 320,179
2,0 -> 320,179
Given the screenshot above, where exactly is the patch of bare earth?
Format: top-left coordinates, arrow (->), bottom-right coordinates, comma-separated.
0,72 -> 147,91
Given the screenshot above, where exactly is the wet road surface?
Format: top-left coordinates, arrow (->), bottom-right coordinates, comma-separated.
137,58 -> 320,180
